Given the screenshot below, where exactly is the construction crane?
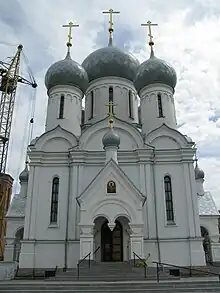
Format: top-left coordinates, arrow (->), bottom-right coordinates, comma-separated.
0,44 -> 37,260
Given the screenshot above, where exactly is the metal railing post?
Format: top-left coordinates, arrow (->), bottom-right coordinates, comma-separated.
144,263 -> 147,279
77,263 -> 79,280
156,262 -> 159,283
133,252 -> 135,267
89,253 -> 91,268
189,266 -> 192,277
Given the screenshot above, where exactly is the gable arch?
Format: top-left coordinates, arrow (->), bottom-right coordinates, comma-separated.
80,118 -> 144,150
145,124 -> 193,149
30,125 -> 78,152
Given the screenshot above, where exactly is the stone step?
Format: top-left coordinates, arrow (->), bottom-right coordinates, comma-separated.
1,281 -> 220,293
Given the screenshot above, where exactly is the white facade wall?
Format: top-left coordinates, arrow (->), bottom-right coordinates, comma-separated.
18,144 -> 207,268
6,73 -> 215,269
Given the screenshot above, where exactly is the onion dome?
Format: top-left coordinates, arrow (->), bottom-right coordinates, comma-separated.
82,46 -> 139,83
19,164 -> 29,183
102,127 -> 120,148
134,50 -> 177,94
45,51 -> 88,93
195,162 -> 205,180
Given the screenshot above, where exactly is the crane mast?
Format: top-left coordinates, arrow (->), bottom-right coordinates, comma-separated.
0,45 -> 23,173
0,45 -> 37,260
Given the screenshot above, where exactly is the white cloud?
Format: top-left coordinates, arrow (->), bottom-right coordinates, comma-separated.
1,0 -> 220,207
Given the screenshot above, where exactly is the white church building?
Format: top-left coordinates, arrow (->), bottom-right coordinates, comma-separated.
3,19 -> 220,270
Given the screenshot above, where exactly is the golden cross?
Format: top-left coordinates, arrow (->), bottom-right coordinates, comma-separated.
103,8 -> 120,43
62,21 -> 79,48
141,21 -> 158,46
105,101 -> 116,128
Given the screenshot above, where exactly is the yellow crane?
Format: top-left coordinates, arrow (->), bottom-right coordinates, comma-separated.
0,44 -> 37,260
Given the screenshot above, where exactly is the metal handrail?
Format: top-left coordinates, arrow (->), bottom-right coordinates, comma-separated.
152,260 -> 220,283
133,251 -> 148,279
77,246 -> 100,280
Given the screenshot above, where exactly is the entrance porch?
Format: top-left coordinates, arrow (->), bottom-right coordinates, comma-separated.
93,216 -> 130,262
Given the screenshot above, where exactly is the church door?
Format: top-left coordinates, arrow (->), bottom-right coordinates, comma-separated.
101,220 -> 123,262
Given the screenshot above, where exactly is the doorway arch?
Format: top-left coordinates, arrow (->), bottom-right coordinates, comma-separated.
101,220 -> 123,262
200,226 -> 212,264
13,227 -> 24,262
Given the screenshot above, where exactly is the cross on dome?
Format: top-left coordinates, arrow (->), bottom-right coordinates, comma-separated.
141,20 -> 158,54
62,21 -> 79,51
103,8 -> 120,45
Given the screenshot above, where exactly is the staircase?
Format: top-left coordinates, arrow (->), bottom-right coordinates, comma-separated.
1,262 -> 220,292
1,279 -> 220,292
55,261 -> 176,281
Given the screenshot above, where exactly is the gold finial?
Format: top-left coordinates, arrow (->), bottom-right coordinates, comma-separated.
141,20 -> 158,51
62,21 -> 79,51
103,8 -> 120,45
105,101 -> 116,128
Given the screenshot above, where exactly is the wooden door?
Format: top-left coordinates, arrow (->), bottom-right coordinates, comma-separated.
112,221 -> 123,261
101,221 -> 113,261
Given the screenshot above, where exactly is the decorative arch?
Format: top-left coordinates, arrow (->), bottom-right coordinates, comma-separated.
80,117 -> 144,150
30,125 -> 78,151
13,227 -> 24,262
200,226 -> 212,264
145,123 -> 193,149
90,198 -> 134,226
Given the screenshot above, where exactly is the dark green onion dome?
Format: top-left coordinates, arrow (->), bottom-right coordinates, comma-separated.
19,164 -> 29,183
102,127 -> 120,148
134,50 -> 177,93
195,163 -> 205,180
82,45 -> 140,82
45,52 -> 88,93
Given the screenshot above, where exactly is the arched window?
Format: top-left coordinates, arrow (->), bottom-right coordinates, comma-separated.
164,175 -> 174,222
89,91 -> 94,119
109,87 -> 113,103
157,93 -> 163,118
59,95 -> 65,119
128,90 -> 134,119
107,180 -> 116,193
50,177 -> 59,224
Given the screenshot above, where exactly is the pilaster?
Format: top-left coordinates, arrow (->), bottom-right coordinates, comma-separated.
129,225 -> 144,258
79,225 -> 94,260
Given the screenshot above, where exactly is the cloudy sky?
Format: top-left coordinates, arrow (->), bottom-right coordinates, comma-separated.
0,0 -> 220,206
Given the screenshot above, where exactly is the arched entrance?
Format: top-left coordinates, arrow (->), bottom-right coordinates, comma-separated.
201,226 -> 212,264
101,220 -> 123,262
13,227 -> 24,262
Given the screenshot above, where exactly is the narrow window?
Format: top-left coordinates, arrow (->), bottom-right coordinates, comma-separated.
50,177 -> 59,224
109,87 -> 114,114
59,95 -> 65,119
157,93 -> 163,118
164,176 -> 174,222
128,90 -> 134,119
89,91 -> 94,120
109,87 -> 113,103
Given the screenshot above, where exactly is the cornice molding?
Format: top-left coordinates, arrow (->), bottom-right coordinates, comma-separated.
28,148 -> 194,165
